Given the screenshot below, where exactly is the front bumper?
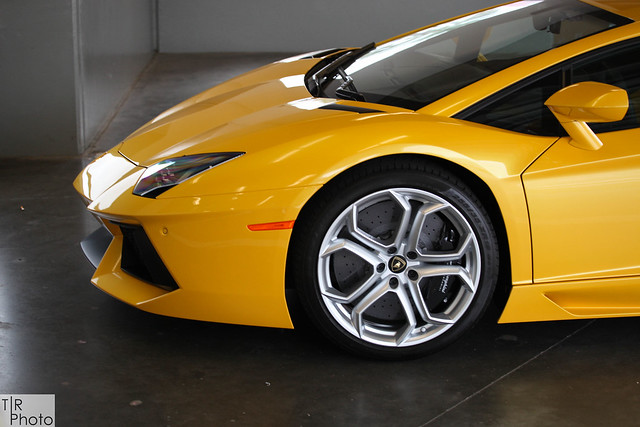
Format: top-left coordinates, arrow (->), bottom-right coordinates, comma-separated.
75,152 -> 320,329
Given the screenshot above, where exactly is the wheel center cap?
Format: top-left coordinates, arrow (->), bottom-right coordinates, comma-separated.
389,255 -> 407,273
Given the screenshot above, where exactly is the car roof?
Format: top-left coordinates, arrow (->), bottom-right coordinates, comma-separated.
582,0 -> 640,21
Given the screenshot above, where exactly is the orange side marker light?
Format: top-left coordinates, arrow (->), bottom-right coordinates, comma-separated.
247,220 -> 295,231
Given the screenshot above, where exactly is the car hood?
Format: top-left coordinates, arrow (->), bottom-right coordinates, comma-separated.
118,59 -> 407,167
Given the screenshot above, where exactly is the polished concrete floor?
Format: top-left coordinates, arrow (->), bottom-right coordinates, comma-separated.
1,53 -> 640,426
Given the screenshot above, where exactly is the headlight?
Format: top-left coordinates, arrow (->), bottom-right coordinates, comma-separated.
133,152 -> 244,198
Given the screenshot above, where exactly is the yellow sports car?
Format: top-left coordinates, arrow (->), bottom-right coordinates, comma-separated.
75,0 -> 640,359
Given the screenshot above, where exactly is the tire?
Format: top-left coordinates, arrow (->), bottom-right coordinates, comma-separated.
290,158 -> 499,360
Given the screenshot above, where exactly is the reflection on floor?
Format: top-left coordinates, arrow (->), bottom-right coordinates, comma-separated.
1,53 -> 639,426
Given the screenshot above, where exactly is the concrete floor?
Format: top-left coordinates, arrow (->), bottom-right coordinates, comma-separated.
1,53 -> 640,426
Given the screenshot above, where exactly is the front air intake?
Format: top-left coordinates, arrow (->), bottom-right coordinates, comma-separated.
117,223 -> 179,292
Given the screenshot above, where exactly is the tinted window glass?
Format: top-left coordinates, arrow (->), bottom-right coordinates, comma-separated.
322,0 -> 630,110
463,71 -> 564,136
461,40 -> 640,136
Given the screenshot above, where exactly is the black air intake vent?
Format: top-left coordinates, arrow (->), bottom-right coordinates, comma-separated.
117,223 -> 179,292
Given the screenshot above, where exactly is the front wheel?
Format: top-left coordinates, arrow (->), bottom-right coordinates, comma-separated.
290,160 -> 499,359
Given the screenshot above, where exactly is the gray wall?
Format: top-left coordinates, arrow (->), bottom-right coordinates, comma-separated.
158,0 -> 503,53
1,0 -> 78,156
1,0 -> 502,157
75,0 -> 156,152
0,0 -> 155,157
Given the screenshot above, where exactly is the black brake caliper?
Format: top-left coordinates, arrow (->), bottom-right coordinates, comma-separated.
425,221 -> 460,313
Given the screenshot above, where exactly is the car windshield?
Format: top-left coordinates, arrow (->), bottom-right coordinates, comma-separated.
319,0 -> 631,110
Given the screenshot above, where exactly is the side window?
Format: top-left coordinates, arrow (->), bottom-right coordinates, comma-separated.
571,42 -> 640,133
461,39 -> 640,136
461,70 -> 565,136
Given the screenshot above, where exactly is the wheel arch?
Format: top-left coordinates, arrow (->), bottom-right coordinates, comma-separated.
285,153 -> 512,314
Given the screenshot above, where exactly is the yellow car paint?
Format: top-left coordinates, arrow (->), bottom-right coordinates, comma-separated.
523,130 -> 640,283
545,81 -> 629,150
74,0 -> 640,336
77,151 -> 320,328
499,276 -> 640,322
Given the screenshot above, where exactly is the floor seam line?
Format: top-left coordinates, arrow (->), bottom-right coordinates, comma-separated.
418,319 -> 597,426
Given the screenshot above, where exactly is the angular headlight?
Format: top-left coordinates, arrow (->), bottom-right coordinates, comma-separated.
133,152 -> 244,198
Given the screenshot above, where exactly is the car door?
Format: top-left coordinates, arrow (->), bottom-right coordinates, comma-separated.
523,127 -> 640,283
461,38 -> 640,286
522,40 -> 640,283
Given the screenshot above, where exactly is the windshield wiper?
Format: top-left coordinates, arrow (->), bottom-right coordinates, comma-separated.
334,67 -> 365,101
310,42 -> 375,98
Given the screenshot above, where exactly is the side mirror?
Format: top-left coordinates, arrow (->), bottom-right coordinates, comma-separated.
545,81 -> 628,150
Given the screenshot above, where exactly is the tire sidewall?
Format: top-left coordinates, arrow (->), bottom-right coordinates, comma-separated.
292,164 -> 499,360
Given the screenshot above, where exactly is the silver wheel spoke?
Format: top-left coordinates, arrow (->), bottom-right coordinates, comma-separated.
407,281 -> 454,325
346,205 -> 390,253
394,286 -> 418,345
317,187 -> 482,348
407,202 -> 445,252
321,238 -> 381,267
351,282 -> 390,337
322,275 -> 382,304
320,239 -> 383,303
389,190 -> 413,250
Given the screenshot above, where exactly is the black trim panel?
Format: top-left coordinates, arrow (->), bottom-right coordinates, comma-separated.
81,227 -> 113,269
319,104 -> 383,114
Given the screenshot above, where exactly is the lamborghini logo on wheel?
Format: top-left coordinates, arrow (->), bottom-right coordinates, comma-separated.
389,256 -> 407,273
